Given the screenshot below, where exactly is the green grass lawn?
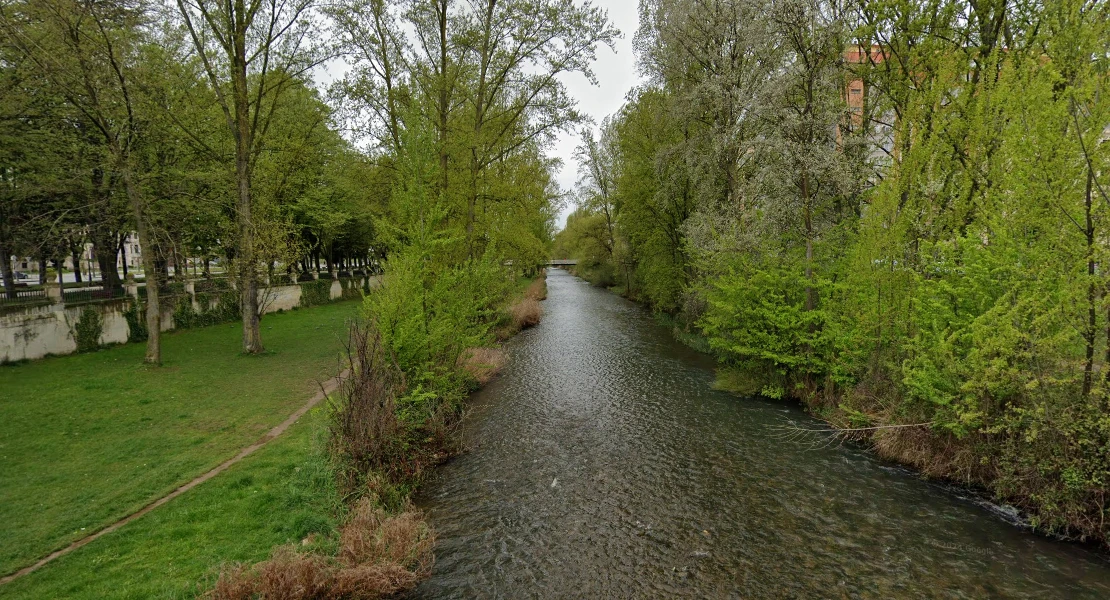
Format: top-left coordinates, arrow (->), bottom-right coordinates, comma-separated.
0,302 -> 358,578
0,410 -> 341,599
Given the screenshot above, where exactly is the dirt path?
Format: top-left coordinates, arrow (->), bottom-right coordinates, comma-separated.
0,372 -> 346,586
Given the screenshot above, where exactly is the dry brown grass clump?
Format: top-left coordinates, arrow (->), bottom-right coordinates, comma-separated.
208,500 -> 433,600
524,274 -> 547,301
457,347 -> 507,385
509,298 -> 543,330
871,425 -> 989,483
339,500 -> 434,572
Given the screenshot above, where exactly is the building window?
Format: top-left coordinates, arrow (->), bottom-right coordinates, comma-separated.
850,87 -> 862,95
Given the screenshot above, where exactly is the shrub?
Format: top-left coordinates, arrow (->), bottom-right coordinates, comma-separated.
301,279 -> 333,308
524,275 -> 547,301
339,278 -> 363,301
73,307 -> 103,353
328,325 -> 410,491
338,499 -> 433,575
208,289 -> 242,324
173,296 -> 198,329
174,290 -> 240,330
363,251 -> 511,397
123,299 -> 148,343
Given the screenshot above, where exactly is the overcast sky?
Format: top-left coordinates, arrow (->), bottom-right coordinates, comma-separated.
550,1 -> 643,229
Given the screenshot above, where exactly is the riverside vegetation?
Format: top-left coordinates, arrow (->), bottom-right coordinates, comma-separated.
554,0 -> 1110,547
0,274 -> 546,598
1,0 -> 593,595
206,270 -> 548,598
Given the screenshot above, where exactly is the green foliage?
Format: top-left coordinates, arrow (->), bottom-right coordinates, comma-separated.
704,264 -> 824,372
207,289 -> 243,325
172,296 -> 199,329
339,277 -> 363,301
73,307 -> 103,353
364,249 -> 512,403
123,299 -> 148,343
555,0 -> 1110,546
300,279 -> 333,308
174,290 -> 241,330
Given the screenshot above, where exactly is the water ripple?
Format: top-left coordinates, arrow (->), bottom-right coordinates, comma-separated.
412,269 -> 1110,599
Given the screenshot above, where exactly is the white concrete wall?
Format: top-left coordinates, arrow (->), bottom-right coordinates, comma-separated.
0,276 -> 383,363
0,300 -> 145,363
261,284 -> 302,312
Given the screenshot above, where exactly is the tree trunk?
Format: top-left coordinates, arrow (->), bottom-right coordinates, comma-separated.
0,239 -> 16,299
71,248 -> 82,283
802,176 -> 816,313
232,11 -> 263,354
467,0 -> 496,254
121,167 -> 161,365
118,233 -> 129,278
1084,166 -> 1095,397
437,0 -> 450,198
93,230 -> 122,291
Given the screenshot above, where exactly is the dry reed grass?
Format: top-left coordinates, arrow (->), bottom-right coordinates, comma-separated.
457,347 -> 507,385
510,298 -> 543,330
871,425 -> 989,483
524,275 -> 547,301
208,499 -> 433,600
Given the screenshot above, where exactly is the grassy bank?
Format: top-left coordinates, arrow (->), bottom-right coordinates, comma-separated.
0,411 -> 340,599
200,267 -> 548,597
0,301 -> 358,577
0,268 -> 546,598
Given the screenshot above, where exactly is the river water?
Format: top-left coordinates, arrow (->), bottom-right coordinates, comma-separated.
412,269 -> 1110,599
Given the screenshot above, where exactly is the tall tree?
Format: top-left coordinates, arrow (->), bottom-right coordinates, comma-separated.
175,0 -> 324,353
0,0 -> 166,363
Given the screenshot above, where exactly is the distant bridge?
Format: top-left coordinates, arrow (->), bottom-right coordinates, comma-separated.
546,259 -> 578,267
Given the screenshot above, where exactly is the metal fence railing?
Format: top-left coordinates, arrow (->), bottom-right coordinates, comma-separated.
0,287 -> 50,306
2,273 -> 375,309
62,286 -> 127,304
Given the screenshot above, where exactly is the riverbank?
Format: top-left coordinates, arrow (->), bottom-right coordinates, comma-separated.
412,268 -> 1110,597
0,271 -> 548,598
200,270 -> 548,598
566,265 -> 1109,552
0,301 -> 359,581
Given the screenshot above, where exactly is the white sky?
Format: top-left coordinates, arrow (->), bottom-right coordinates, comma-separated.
551,0 -> 644,229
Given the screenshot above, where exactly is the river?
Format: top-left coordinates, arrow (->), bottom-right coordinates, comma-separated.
412,268 -> 1110,598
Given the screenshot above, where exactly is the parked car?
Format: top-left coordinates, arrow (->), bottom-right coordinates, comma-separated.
12,271 -> 32,287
